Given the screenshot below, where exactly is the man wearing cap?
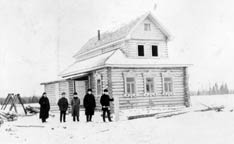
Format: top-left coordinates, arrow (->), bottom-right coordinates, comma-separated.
100,89 -> 114,122
57,92 -> 69,123
71,92 -> 80,122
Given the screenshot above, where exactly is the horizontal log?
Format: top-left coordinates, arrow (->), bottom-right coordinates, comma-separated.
119,102 -> 184,109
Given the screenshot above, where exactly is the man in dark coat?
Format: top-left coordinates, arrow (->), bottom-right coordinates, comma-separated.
100,89 -> 114,122
39,92 -> 50,123
71,92 -> 80,122
83,89 -> 96,122
57,92 -> 69,123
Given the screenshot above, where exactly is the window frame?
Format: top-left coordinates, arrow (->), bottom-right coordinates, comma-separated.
126,77 -> 136,95
145,77 -> 155,93
161,71 -> 174,96
123,71 -> 137,97
142,72 -> 157,96
144,23 -> 151,31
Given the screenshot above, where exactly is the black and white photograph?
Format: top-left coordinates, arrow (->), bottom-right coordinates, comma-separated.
1,0 -> 234,143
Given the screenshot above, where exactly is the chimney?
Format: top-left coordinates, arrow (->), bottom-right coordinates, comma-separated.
98,30 -> 100,40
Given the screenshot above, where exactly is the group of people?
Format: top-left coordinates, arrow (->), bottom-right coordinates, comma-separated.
38,89 -> 114,123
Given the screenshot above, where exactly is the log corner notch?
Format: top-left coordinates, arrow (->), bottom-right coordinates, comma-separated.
184,67 -> 191,107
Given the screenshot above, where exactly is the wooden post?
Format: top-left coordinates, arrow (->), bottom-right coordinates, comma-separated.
1,94 -> 8,109
16,94 -> 27,115
184,67 -> 191,107
107,67 -> 119,121
55,82 -> 60,103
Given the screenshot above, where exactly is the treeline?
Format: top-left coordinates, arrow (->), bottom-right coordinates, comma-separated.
192,83 -> 234,96
0,96 -> 40,105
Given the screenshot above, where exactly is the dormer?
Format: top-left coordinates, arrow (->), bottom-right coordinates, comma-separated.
123,13 -> 170,59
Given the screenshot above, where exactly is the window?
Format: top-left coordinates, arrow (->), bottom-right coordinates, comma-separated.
163,77 -> 173,93
126,77 -> 136,94
152,45 -> 158,57
144,23 -> 151,31
138,45 -> 144,56
146,78 -> 154,93
96,79 -> 102,95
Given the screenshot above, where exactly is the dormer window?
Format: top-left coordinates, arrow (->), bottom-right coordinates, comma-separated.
152,45 -> 158,57
138,45 -> 144,56
144,23 -> 151,31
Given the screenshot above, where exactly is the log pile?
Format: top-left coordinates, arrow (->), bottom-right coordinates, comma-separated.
0,117 -> 3,126
0,110 -> 18,121
155,110 -> 189,119
25,105 -> 55,117
25,105 -> 40,114
128,109 -> 190,120
197,103 -> 225,112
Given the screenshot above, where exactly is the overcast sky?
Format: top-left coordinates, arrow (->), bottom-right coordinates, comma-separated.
0,0 -> 234,97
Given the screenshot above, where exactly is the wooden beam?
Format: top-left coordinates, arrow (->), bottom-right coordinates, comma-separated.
183,67 -> 190,107
108,67 -> 119,121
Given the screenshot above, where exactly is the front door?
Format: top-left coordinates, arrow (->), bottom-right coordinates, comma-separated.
75,80 -> 87,105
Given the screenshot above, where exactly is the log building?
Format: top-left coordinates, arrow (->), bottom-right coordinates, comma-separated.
41,12 -> 191,109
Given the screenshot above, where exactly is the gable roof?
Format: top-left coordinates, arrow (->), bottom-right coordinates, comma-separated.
73,12 -> 171,58
61,49 -> 191,78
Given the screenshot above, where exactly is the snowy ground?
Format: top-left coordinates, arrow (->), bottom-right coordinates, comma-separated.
1,95 -> 234,144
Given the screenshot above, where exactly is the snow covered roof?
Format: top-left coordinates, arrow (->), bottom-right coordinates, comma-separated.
73,12 -> 171,58
40,78 -> 67,85
60,49 -> 191,78
60,51 -> 115,77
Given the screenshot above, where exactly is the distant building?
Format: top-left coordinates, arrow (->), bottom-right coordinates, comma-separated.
41,12 -> 191,109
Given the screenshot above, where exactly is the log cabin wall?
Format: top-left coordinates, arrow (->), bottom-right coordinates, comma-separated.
43,80 -> 69,105
110,67 -> 186,109
59,81 -> 69,100
68,80 -> 75,103
90,68 -> 109,109
44,83 -> 56,105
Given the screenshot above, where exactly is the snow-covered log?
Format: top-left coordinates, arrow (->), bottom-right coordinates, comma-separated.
0,110 -> 18,121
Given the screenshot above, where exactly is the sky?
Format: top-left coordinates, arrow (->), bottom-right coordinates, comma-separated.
0,0 -> 234,97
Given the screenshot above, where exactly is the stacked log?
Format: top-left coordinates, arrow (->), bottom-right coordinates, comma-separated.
0,117 -> 3,126
25,106 -> 40,114
25,105 -> 55,117
0,110 -> 18,121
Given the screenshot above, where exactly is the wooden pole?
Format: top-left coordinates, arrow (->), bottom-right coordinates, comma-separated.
1,94 -> 10,110
184,67 -> 190,107
3,94 -> 13,110
107,67 -> 119,121
16,94 -> 27,115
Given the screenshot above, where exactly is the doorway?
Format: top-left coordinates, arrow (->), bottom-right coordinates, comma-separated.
74,80 -> 88,106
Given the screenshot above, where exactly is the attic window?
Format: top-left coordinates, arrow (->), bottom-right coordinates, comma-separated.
144,23 -> 151,31
138,45 -> 144,56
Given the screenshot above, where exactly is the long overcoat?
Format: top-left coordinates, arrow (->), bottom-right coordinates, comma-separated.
39,96 -> 50,119
71,97 -> 80,117
83,94 -> 96,115
57,97 -> 68,111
